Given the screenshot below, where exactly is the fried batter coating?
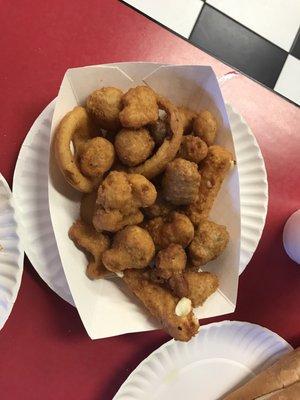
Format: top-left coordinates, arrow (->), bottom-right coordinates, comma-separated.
80,191 -> 97,225
54,106 -> 97,192
102,226 -> 155,272
123,269 -> 199,341
178,106 -> 197,134
162,158 -> 201,206
188,220 -> 229,266
86,87 -> 123,131
144,212 -> 194,250
129,97 -> 183,179
148,114 -> 169,146
156,244 -> 187,279
114,128 -> 155,167
143,193 -> 175,218
79,137 -> 115,177
183,270 -> 219,307
119,86 -> 159,128
69,220 -> 110,279
186,145 -> 233,224
178,135 -> 208,164
193,111 -> 217,146
93,208 -> 144,232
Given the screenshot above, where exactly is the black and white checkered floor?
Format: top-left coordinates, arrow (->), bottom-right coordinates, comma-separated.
122,0 -> 300,106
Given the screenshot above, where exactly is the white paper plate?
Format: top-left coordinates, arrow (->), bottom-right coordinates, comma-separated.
0,174 -> 24,329
13,101 -> 267,306
113,321 -> 292,400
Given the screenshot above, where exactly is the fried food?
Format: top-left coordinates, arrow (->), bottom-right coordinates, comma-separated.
119,86 -> 158,128
129,96 -> 184,179
114,128 -> 155,167
148,114 -> 169,146
162,158 -> 201,205
143,193 -> 175,218
193,110 -> 217,146
69,220 -> 110,279
178,135 -> 208,164
123,269 -> 199,341
54,106 -> 97,192
183,270 -> 219,307
186,145 -> 233,224
86,87 -> 123,131
80,191 -> 97,225
188,220 -> 229,266
93,171 -> 156,232
144,211 -> 194,250
178,106 -> 197,134
102,226 -> 155,272
79,137 -> 115,177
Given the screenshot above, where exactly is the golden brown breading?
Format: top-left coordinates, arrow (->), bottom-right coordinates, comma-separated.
162,158 -> 201,205
123,269 -> 199,341
129,97 -> 183,179
119,86 -> 159,128
54,106 -> 96,193
185,145 -> 233,224
188,220 -> 229,266
114,128 -> 155,167
80,191 -> 97,225
183,270 -> 219,307
69,220 -> 110,279
102,226 -> 155,272
193,111 -> 217,146
93,171 -> 157,231
143,193 -> 175,218
155,244 -> 187,279
86,87 -> 123,131
144,211 -> 194,250
80,137 -> 115,177
93,208 -> 144,232
178,135 -> 208,164
178,106 -> 197,134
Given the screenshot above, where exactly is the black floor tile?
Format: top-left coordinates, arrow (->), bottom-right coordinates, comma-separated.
291,29 -> 300,60
189,5 -> 288,88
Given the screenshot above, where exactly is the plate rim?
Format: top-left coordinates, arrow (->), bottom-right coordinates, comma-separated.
113,320 -> 292,399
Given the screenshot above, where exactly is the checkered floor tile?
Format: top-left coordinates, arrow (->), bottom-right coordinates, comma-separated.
122,0 -> 300,106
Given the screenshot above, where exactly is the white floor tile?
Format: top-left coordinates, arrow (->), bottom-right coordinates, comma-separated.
123,0 -> 204,38
207,0 -> 300,51
274,55 -> 300,105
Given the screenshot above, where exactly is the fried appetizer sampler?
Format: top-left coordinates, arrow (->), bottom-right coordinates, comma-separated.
69,220 -> 110,279
144,211 -> 194,250
143,193 -> 175,218
102,226 -> 155,272
123,269 -> 199,341
129,97 -> 183,179
189,220 -> 229,266
119,86 -> 159,128
80,191 -> 97,225
114,128 -> 155,167
186,145 -> 233,225
162,158 -> 201,205
178,106 -> 197,134
93,171 -> 157,232
193,110 -> 217,146
178,135 -> 208,164
86,87 -> 123,131
80,137 -> 115,177
183,271 -> 219,307
54,106 -> 96,192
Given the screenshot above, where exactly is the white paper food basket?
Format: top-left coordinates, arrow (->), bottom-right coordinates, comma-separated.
48,63 -> 240,339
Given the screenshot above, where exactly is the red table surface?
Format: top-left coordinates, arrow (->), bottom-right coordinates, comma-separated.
0,1 -> 299,399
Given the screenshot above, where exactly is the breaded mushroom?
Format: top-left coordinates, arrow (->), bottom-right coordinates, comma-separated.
80,137 -> 115,177
178,135 -> 208,164
193,111 -> 217,146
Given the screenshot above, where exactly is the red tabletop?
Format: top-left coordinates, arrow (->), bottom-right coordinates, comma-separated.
0,1 -> 299,399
